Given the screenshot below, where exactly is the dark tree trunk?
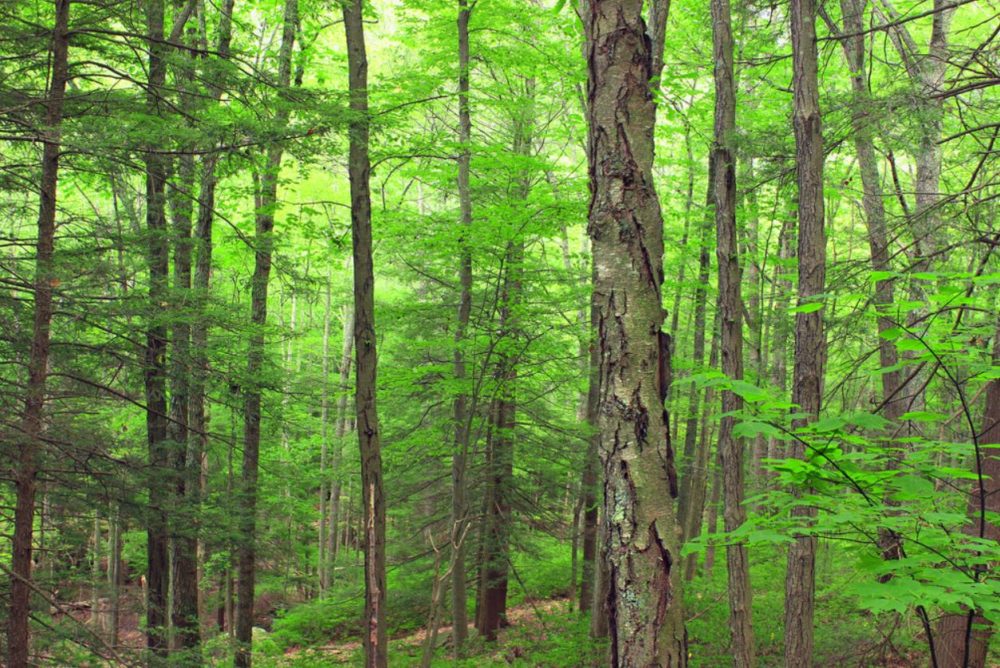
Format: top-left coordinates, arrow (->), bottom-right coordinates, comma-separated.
235,1 -> 296,664
343,0 -> 387,664
188,0 -> 235,628
168,30 -> 199,648
785,0 -> 827,664
711,0 -> 755,663
678,160 -> 714,542
585,0 -> 686,664
578,259 -> 599,614
684,329 -> 719,581
144,0 -> 171,652
7,1 -> 69,663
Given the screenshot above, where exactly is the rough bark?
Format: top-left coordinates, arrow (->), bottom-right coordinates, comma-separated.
234,0 -> 296,663
585,0 -> 686,664
6,1 -> 69,664
785,0 -> 827,664
711,0 -> 755,663
343,0 -> 387,663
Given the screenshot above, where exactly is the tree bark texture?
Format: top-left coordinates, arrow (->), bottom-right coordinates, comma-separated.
585,0 -> 686,664
785,0 -> 827,664
7,1 -> 69,663
344,0 -> 388,663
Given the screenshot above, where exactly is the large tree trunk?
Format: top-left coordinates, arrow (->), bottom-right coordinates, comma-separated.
144,0 -> 171,653
711,0 -> 755,664
449,0 -> 474,651
234,1 -> 296,664
7,2 -> 69,662
343,1 -> 387,664
933,320 -> 1000,667
785,0 -> 827,664
585,0 -> 686,664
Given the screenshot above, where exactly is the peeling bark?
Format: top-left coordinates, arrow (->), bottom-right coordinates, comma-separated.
585,0 -> 686,663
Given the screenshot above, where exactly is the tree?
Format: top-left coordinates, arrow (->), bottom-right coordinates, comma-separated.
449,0 -> 474,651
235,0 -> 298,663
7,1 -> 70,663
711,0 -> 755,662
584,0 -> 686,663
344,0 -> 388,664
785,0 -> 827,664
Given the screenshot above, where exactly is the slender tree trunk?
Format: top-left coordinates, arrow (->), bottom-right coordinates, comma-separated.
235,1 -> 296,663
585,0 -> 686,664
678,162 -> 714,541
933,320 -> 1000,667
684,329 -> 719,581
766,219 -> 792,466
6,1 -> 69,664
785,0 -> 827,664
704,458 -> 722,578
329,304 -> 354,574
579,256 -> 600,615
449,0 -> 474,651
343,1 -> 387,663
711,0 -> 755,663
828,0 -> 908,568
319,277 -> 333,594
189,0 -> 235,623
108,503 -> 121,647
144,0 -> 171,652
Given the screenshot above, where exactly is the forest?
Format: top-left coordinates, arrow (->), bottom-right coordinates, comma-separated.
0,0 -> 998,665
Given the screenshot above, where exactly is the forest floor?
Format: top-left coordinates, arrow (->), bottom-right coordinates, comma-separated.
281,596 -> 599,666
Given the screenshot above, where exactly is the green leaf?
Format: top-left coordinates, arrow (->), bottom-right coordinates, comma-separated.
790,302 -> 824,314
899,410 -> 948,422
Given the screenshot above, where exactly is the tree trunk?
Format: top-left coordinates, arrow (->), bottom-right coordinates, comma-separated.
343,0 -> 387,663
477,246 -> 521,641
684,328 -> 719,581
329,304 -> 355,574
933,319 -> 1000,667
6,1 -> 69,664
235,0 -> 296,663
108,503 -> 122,647
785,0 -> 827,664
678,159 -> 714,542
585,0 -> 686,664
319,277 -> 333,594
144,0 -> 171,652
579,256 -> 600,615
168,37 -> 200,648
450,0 -> 474,651
711,0 -> 755,663
189,0 -> 235,622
